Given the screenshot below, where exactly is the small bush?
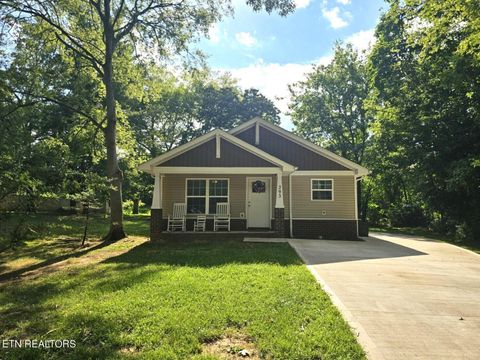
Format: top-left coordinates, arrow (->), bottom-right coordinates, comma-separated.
123,200 -> 144,215
388,203 -> 428,227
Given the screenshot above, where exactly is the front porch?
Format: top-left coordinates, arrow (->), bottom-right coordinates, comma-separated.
149,167 -> 290,241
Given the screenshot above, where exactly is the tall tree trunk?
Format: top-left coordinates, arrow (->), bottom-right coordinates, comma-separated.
81,203 -> 89,246
132,198 -> 139,214
102,15 -> 126,242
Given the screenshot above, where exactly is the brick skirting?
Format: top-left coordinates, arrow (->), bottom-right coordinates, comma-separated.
291,219 -> 358,240
273,208 -> 285,235
151,214 -> 359,240
150,208 -> 163,241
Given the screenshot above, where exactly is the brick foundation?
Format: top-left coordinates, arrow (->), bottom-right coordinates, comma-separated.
291,219 -> 358,240
150,208 -> 163,241
273,208 -> 285,236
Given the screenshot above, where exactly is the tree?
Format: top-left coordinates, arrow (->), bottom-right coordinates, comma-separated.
0,0 -> 295,241
289,43 -> 373,220
289,43 -> 372,165
192,72 -> 280,136
239,88 -> 280,125
368,0 -> 480,238
127,66 -> 196,157
127,68 -> 281,158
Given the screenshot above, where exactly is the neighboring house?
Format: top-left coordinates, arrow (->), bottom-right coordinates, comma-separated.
138,117 -> 369,240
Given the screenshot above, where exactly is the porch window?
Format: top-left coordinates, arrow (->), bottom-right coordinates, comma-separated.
311,179 -> 333,201
208,179 -> 228,214
186,179 -> 229,214
186,179 -> 206,213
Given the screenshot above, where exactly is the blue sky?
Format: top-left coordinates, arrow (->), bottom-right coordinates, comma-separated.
194,0 -> 386,129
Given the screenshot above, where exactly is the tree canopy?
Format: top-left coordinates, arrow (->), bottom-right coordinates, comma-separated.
289,0 -> 480,241
0,0 -> 294,240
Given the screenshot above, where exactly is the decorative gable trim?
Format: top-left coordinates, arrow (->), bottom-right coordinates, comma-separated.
229,117 -> 369,176
138,129 -> 295,174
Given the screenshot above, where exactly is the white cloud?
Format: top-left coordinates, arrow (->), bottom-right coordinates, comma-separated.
322,7 -> 350,29
344,29 -> 376,53
336,0 -> 351,5
235,32 -> 257,47
219,56 -> 332,129
208,24 -> 221,43
294,0 -> 311,9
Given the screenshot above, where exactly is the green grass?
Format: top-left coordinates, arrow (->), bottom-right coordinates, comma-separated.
370,226 -> 480,254
0,215 -> 365,359
0,214 -> 150,275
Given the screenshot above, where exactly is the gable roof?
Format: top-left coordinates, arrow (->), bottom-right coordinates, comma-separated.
229,117 -> 369,176
138,128 -> 295,174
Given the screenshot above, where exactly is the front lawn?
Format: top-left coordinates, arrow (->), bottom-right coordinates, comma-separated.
0,220 -> 365,359
0,214 -> 150,276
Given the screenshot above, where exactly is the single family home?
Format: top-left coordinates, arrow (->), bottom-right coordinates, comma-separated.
138,117 -> 368,240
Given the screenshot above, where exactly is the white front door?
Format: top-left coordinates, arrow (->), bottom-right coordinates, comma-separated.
247,177 -> 270,228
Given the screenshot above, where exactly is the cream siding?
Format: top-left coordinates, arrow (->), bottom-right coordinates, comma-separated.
162,174 -> 247,218
161,173 -> 354,220
290,175 -> 355,219
162,173 -> 290,219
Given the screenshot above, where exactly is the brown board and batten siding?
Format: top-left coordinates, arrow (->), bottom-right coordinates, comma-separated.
161,138 -> 277,167
291,175 -> 356,219
234,125 -> 349,171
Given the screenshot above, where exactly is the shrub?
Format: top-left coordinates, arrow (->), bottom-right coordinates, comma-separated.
388,203 -> 428,227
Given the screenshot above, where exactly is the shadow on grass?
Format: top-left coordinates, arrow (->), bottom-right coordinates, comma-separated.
0,255 -> 160,358
0,241 -> 111,283
1,311 -> 124,360
103,237 -> 301,268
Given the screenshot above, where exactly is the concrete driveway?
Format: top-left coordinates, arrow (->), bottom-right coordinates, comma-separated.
289,233 -> 480,360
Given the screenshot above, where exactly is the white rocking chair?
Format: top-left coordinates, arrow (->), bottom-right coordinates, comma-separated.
193,215 -> 207,232
214,202 -> 230,231
167,203 -> 186,232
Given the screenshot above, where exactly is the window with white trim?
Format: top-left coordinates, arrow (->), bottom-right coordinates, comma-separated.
311,179 -> 333,201
186,179 -> 228,214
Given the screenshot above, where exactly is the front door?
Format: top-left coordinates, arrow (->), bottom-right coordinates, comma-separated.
247,177 -> 270,228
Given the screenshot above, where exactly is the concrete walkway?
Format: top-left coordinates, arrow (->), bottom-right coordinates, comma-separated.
289,233 -> 480,360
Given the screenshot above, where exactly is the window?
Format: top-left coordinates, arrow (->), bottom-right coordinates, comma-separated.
186,179 -> 229,214
208,179 -> 228,214
186,179 -> 206,214
252,180 -> 266,193
311,179 -> 333,201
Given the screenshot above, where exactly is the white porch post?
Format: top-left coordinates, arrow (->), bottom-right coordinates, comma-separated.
275,172 -> 284,209
151,172 -> 163,209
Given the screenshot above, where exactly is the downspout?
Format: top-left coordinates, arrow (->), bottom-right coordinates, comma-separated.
354,175 -> 363,238
289,167 -> 297,238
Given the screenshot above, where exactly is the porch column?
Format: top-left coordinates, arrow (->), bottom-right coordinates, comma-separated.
150,172 -> 163,241
274,172 -> 285,236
